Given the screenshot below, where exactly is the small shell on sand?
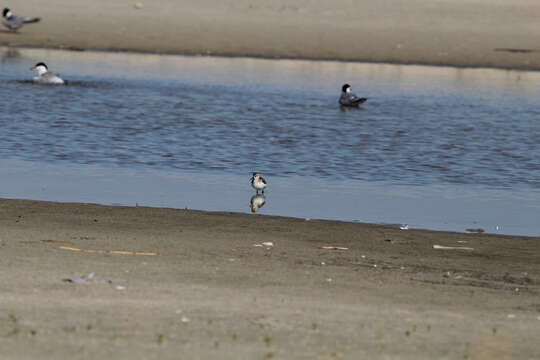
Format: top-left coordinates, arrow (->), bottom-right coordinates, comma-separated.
134,2 -> 144,9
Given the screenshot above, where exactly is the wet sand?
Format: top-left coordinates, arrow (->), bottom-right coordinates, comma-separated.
0,198 -> 539,359
1,0 -> 540,69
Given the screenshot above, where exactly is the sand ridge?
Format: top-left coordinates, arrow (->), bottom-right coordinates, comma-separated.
1,0 -> 540,69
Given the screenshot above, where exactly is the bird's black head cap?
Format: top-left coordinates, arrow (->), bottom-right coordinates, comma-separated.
3,8 -> 11,17
342,84 -> 351,92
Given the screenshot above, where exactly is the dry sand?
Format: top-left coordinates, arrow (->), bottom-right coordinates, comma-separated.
2,0 -> 540,69
0,198 -> 539,359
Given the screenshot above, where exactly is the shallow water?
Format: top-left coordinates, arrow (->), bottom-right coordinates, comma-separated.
2,159 -> 539,237
0,47 -> 539,235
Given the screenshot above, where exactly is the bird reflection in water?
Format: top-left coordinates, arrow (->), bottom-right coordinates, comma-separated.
0,47 -> 20,63
250,194 -> 266,213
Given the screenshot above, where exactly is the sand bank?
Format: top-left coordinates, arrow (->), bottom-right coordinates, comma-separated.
0,198 -> 538,359
1,0 -> 540,69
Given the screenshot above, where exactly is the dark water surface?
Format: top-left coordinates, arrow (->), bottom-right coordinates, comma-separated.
1,47 -> 539,235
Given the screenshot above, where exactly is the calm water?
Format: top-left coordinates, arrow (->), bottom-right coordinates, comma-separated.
0,47 -> 539,235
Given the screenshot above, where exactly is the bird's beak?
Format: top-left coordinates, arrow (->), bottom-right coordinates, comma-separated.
30,66 -> 36,70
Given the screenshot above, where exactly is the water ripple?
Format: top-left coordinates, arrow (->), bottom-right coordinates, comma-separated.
1,53 -> 539,191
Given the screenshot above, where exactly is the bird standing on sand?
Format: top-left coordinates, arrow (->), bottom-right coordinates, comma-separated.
339,84 -> 367,107
30,62 -> 65,85
2,8 -> 40,32
250,172 -> 267,194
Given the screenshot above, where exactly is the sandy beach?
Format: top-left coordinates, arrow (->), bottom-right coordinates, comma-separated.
0,198 -> 539,359
2,0 -> 540,69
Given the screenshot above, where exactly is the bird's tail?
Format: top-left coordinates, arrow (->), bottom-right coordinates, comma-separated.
23,17 -> 40,24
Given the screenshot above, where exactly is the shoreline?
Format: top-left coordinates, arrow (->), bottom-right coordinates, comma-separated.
2,195 -> 536,239
6,43 -> 540,73
1,198 -> 539,358
1,158 -> 538,238
2,0 -> 540,70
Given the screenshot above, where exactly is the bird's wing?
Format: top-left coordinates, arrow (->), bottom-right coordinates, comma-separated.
351,95 -> 368,104
341,93 -> 367,105
45,72 -> 61,78
3,17 -> 22,28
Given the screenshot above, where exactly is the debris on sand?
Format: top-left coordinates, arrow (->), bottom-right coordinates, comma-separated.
59,246 -> 157,256
254,242 -> 274,248
320,246 -> 348,250
433,245 -> 474,251
134,2 -> 144,9
62,273 -> 113,284
62,273 -> 96,284
466,228 -> 485,233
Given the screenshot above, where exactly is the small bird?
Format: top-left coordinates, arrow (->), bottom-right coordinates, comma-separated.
30,62 -> 65,85
250,172 -> 267,194
339,84 -> 367,107
2,8 -> 40,32
250,194 -> 266,213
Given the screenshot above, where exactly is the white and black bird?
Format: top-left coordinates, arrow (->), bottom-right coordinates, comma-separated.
250,172 -> 267,194
339,84 -> 367,107
250,194 -> 266,213
2,8 -> 40,32
30,62 -> 65,85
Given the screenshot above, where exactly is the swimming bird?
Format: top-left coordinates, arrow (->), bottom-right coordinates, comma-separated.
250,194 -> 266,213
2,8 -> 40,32
339,84 -> 367,107
30,62 -> 65,85
250,172 -> 267,194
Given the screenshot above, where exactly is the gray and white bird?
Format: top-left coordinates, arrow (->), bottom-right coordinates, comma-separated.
250,172 -> 267,194
339,84 -> 367,107
250,194 -> 266,213
30,62 -> 65,85
2,8 -> 40,32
